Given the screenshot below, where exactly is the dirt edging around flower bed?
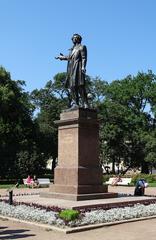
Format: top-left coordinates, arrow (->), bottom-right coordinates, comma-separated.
1,214 -> 156,234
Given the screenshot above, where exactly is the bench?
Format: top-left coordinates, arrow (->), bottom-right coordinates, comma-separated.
105,177 -> 132,186
37,178 -> 50,187
23,178 -> 50,188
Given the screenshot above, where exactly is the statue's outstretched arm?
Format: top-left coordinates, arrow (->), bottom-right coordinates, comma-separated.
55,53 -> 69,61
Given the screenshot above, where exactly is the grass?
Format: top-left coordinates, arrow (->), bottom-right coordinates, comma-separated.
148,182 -> 156,187
126,182 -> 156,187
123,182 -> 156,187
0,184 -> 27,189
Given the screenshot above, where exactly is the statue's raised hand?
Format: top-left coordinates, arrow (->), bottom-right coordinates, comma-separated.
55,53 -> 64,60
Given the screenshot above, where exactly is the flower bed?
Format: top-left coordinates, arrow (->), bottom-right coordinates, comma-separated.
1,199 -> 156,228
72,204 -> 156,227
0,201 -> 65,227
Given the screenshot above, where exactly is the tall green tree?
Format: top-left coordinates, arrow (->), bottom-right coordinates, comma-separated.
98,71 -> 156,173
0,66 -> 46,178
31,74 -> 68,172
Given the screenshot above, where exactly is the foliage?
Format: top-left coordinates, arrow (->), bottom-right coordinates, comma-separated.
98,71 -> 156,173
52,72 -> 72,108
131,174 -> 156,184
102,174 -> 110,183
88,76 -> 108,106
15,146 -> 47,177
59,209 -> 80,222
0,67 -> 30,177
30,76 -> 67,170
0,66 -> 46,178
1,65 -> 156,177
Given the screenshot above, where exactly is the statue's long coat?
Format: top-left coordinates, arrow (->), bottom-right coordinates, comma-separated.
65,44 -> 87,88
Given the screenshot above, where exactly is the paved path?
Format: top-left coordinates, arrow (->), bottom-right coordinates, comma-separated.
0,185 -> 155,197
109,185 -> 156,196
0,185 -> 155,196
0,186 -> 156,239
1,217 -> 156,240
1,186 -> 155,210
0,187 -> 48,197
12,195 -> 156,210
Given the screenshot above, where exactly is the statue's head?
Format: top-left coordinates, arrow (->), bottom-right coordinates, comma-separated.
71,34 -> 82,43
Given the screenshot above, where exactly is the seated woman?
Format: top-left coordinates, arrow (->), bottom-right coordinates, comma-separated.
26,175 -> 33,187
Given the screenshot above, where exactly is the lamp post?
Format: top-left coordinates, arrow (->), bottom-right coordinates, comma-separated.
9,190 -> 13,205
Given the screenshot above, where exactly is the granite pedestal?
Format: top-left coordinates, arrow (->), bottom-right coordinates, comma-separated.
42,108 -> 117,201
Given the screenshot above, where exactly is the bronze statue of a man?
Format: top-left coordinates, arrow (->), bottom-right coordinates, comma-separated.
55,34 -> 89,108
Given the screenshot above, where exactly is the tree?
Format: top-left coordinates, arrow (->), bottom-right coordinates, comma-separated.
0,66 -> 46,178
98,71 -> 156,173
31,74 -> 68,172
52,72 -> 72,108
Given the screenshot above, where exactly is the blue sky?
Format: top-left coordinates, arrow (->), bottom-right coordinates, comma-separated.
1,0 -> 156,92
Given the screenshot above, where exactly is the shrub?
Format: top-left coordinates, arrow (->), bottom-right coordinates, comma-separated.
131,174 -> 156,184
102,175 -> 110,183
59,209 -> 79,221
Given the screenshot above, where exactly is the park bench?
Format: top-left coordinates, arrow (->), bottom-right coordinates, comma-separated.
23,178 -> 50,188
37,178 -> 50,187
105,177 -> 132,186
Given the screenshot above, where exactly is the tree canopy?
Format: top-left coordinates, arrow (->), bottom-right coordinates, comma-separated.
98,71 -> 156,173
0,66 -> 156,178
0,67 -> 46,178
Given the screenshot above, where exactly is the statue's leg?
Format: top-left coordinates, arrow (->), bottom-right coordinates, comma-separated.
75,86 -> 79,106
71,86 -> 79,106
79,86 -> 89,108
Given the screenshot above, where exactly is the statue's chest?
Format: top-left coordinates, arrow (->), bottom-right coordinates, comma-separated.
71,47 -> 81,59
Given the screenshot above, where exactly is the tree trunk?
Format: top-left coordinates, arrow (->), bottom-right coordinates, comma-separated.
141,161 -> 149,174
112,159 -> 116,174
122,165 -> 131,175
52,158 -> 56,174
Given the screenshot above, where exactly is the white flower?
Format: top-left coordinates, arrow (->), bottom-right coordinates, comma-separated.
0,201 -> 156,228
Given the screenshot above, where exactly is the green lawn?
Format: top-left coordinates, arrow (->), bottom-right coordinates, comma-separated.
148,182 -> 156,187
0,184 -> 27,189
130,182 -> 156,187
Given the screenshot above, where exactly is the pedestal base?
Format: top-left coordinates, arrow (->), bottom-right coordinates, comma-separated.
40,191 -> 118,201
45,108 -> 112,201
50,182 -> 107,194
